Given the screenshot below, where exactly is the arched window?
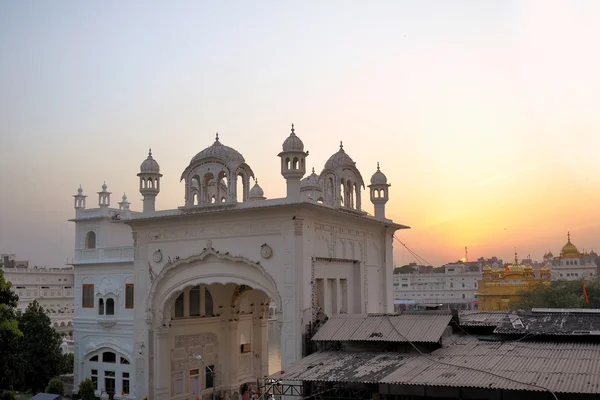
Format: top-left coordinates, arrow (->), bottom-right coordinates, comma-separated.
205,288 -> 214,316
174,293 -> 184,318
106,298 -> 115,315
85,231 -> 96,249
102,351 -> 116,363
189,286 -> 201,316
98,298 -> 104,315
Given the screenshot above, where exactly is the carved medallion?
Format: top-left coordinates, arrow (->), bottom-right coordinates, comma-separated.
260,243 -> 273,259
152,250 -> 163,263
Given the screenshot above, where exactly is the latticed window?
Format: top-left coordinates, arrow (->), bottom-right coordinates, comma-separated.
82,284 -> 94,308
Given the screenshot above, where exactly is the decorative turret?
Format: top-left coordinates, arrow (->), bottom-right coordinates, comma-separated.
248,179 -> 266,201
98,182 -> 111,208
368,162 -> 390,221
300,167 -> 323,203
118,193 -> 131,216
278,124 -> 308,201
138,149 -> 162,213
74,185 -> 87,210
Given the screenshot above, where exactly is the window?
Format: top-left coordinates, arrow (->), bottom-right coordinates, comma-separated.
106,298 -> 115,315
90,355 -> 98,362
125,284 -> 134,309
173,371 -> 184,395
205,365 -> 215,388
85,231 -> 96,249
205,287 -> 214,316
102,351 -> 116,363
82,284 -> 94,308
98,298 -> 105,315
122,372 -> 130,395
120,357 -> 130,364
189,286 -> 200,316
91,369 -> 98,390
174,293 -> 184,318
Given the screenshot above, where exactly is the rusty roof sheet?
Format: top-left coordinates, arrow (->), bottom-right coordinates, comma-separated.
269,351 -> 415,383
458,310 -> 508,327
381,335 -> 600,394
312,313 -> 452,343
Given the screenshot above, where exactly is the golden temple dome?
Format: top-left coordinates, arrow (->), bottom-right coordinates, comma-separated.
483,265 -> 492,272
560,232 -> 580,259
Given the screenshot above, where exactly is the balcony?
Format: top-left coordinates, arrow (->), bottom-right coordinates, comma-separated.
73,246 -> 134,264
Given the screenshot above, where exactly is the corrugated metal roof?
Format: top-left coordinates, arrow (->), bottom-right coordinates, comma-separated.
269,351 -> 415,383
381,336 -> 600,394
493,312 -> 600,336
458,310 -> 508,327
275,335 -> 600,394
312,313 -> 452,343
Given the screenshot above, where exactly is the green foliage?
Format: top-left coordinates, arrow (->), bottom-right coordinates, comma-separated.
0,270 -> 22,392
393,265 -> 415,274
18,300 -> 63,394
46,377 -> 64,396
510,277 -> 600,310
78,378 -> 96,400
0,390 -> 16,400
61,352 -> 74,374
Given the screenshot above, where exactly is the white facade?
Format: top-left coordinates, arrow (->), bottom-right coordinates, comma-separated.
547,233 -> 597,281
393,263 -> 481,309
70,126 -> 407,400
3,265 -> 74,333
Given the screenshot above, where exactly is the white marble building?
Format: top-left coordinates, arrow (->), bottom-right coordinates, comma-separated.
547,233 -> 597,281
393,263 -> 481,310
3,265 -> 74,334
70,126 -> 407,400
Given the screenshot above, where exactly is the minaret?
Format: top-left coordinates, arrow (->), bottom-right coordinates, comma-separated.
73,186 -> 87,217
137,149 -> 162,213
368,162 -> 390,221
118,193 -> 131,217
278,124 -> 308,201
98,182 -> 111,207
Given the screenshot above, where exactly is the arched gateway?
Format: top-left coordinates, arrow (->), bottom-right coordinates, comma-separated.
142,248 -> 282,400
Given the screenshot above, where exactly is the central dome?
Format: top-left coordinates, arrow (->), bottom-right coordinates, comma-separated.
190,133 -> 245,165
561,233 -> 579,258
324,142 -> 356,170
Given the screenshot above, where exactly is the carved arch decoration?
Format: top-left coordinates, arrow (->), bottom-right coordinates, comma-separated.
83,339 -> 134,360
145,247 -> 281,328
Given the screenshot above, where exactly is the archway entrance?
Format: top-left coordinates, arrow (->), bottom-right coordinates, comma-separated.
145,249 -> 282,400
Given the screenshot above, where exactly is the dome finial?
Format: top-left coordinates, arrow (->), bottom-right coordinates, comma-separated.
215,132 -> 219,142
312,167 -> 315,174
291,123 -> 295,136
567,231 -> 571,242
377,162 -> 380,171
340,141 -> 344,151
148,148 -> 152,157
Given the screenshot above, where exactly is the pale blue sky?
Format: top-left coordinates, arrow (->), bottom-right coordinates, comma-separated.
1,1 -> 599,268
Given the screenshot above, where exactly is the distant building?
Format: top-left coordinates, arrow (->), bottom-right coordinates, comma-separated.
476,254 -> 551,310
1,253 -> 29,269
2,259 -> 74,335
393,262 -> 481,310
545,233 -> 597,281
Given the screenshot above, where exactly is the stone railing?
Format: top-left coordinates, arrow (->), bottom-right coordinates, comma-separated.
74,246 -> 134,263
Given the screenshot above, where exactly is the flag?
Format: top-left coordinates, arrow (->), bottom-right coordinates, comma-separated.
583,280 -> 589,304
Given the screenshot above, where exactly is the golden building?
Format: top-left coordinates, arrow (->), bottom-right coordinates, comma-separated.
476,253 -> 551,311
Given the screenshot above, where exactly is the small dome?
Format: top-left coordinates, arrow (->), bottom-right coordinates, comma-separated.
301,167 -> 321,188
140,149 -> 160,173
324,141 -> 356,170
282,124 -> 305,152
122,193 -> 128,202
190,133 -> 245,165
370,162 -> 388,185
77,186 -> 83,194
561,232 -> 579,258
101,182 -> 108,191
483,265 -> 492,272
248,179 -> 265,200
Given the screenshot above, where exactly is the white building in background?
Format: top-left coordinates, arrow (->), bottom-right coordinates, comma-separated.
546,233 -> 597,281
393,263 -> 481,310
2,263 -> 74,334
70,126 -> 407,400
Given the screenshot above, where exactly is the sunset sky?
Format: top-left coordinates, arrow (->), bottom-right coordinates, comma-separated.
1,1 -> 599,268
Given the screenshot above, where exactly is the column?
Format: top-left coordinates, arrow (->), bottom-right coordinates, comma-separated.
228,320 -> 239,391
154,328 -> 170,399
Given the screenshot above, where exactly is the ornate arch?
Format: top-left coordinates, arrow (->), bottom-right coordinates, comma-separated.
145,247 -> 281,327
83,339 -> 133,360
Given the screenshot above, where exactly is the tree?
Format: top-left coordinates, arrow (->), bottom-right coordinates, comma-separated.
78,378 -> 96,400
510,277 -> 600,310
46,377 -> 64,396
61,352 -> 74,374
18,300 -> 63,394
0,270 -> 22,391
0,390 -> 16,400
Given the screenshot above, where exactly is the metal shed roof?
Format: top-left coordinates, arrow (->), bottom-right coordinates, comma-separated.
311,313 -> 452,343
